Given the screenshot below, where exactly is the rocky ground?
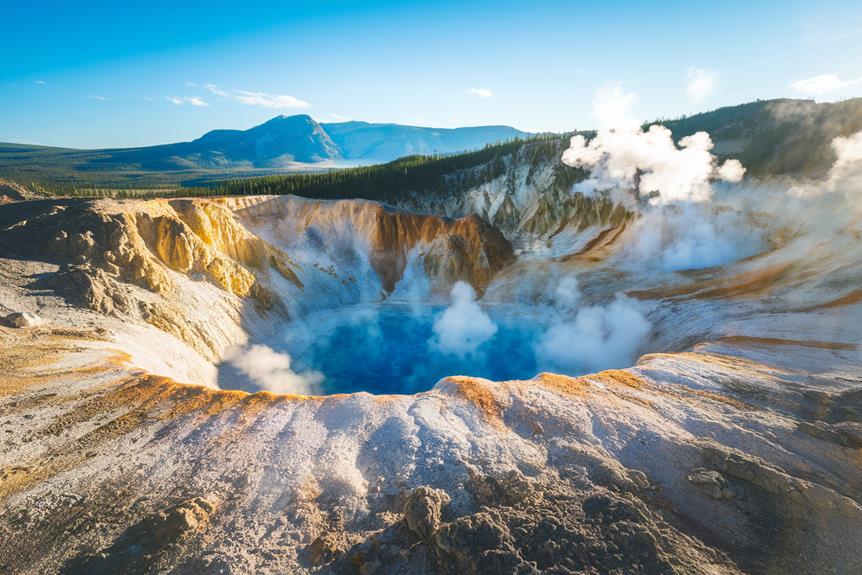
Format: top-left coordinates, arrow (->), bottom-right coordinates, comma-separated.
0,191 -> 860,574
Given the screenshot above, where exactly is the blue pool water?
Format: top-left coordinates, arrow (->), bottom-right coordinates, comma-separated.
281,303 -> 546,395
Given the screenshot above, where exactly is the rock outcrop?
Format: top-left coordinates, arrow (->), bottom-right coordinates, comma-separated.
2,311 -> 44,328
383,140 -> 633,257
0,198 -> 303,357
0,180 -> 43,205
404,487 -> 450,539
232,195 -> 514,295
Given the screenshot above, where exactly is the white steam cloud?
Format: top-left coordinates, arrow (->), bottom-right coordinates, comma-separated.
716,158 -> 746,182
563,84 -> 744,207
788,130 -> 862,203
552,275 -> 581,311
562,84 -> 755,271
562,86 -> 745,207
827,131 -> 862,194
224,344 -> 323,395
536,289 -> 651,374
627,204 -> 763,271
431,281 -> 498,357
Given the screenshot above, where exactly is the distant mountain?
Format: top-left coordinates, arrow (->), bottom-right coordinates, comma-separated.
0,116 -> 529,183
83,115 -> 342,171
191,114 -> 342,164
321,121 -> 528,161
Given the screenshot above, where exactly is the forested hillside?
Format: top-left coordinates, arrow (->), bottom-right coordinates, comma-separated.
4,98 -> 860,199
214,97 -> 862,205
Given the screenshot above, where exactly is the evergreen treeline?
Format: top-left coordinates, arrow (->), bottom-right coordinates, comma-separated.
217,134 -> 567,203
8,134 -> 569,202
12,180 -> 216,200
656,98 -> 862,175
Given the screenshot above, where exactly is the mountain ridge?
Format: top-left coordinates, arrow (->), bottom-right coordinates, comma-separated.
0,115 -> 528,175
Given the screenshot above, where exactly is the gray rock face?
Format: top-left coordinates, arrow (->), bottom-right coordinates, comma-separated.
833,421 -> 862,448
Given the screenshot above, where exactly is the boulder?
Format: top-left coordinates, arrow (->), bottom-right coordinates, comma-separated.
403,486 -> 450,539
3,312 -> 44,328
686,468 -> 729,500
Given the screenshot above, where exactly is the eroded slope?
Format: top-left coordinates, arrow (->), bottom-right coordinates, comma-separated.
0,189 -> 860,575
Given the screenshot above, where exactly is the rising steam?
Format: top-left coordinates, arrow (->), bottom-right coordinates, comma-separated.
536,291 -> 651,374
431,281 -> 498,357
825,131 -> 862,196
562,83 -> 744,206
562,84 -> 757,271
562,103 -> 745,207
223,344 -> 323,395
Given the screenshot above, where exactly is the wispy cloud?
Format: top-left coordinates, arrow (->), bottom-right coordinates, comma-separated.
204,84 -> 310,109
185,81 -> 197,88
790,73 -> 862,96
685,67 -> 719,102
805,27 -> 862,49
468,87 -> 494,99
166,95 -> 209,107
35,80 -> 46,85
205,84 -> 229,98
233,90 -> 309,109
88,95 -> 108,101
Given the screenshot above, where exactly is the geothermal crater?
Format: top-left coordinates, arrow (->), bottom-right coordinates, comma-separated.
2,123 -> 862,575
208,196 -> 654,397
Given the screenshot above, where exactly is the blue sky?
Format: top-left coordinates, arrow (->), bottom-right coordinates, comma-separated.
2,0 -> 861,148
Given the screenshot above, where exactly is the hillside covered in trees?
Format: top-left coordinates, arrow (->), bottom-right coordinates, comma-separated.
212,97 -> 862,205
4,98 -> 861,202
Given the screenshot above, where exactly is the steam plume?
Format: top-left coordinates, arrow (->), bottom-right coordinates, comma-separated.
562,84 -> 744,206
536,292 -> 651,374
562,84 -> 757,271
431,281 -> 497,357
223,344 -> 323,395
